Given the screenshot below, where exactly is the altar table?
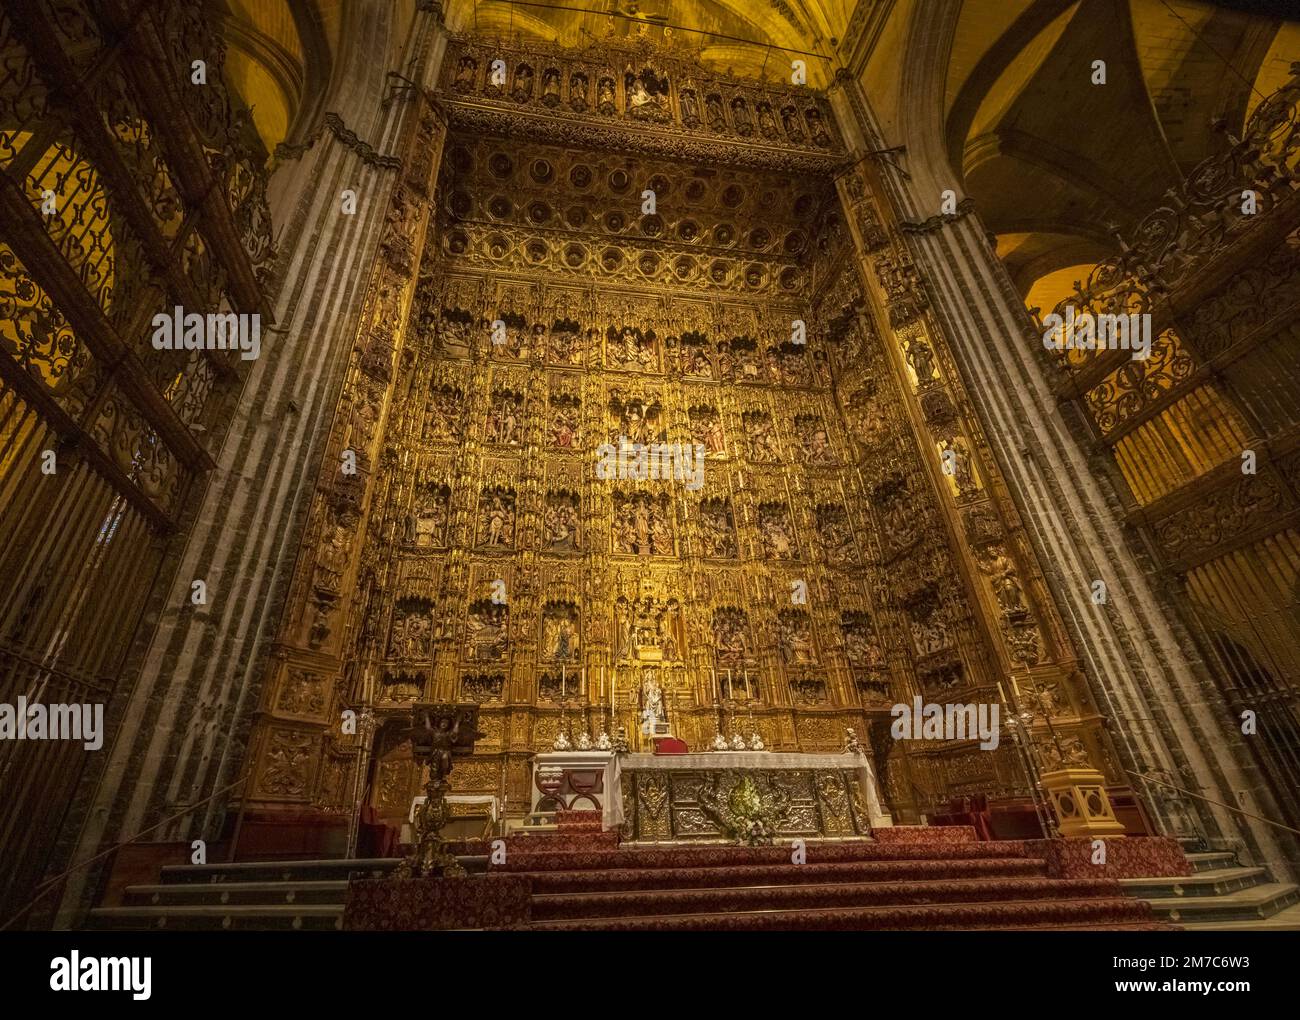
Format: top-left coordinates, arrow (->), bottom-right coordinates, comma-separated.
605,751 -> 892,843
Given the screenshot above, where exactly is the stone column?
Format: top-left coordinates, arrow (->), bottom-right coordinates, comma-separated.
827,64 -> 1296,878
54,1 -> 454,925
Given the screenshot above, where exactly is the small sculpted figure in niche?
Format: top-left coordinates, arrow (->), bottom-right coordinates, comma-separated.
542,68 -> 561,105
680,86 -> 701,126
817,505 -> 856,565
543,494 -> 579,552
689,406 -> 725,457
730,97 -> 754,136
512,64 -> 534,102
713,609 -> 751,664
698,499 -> 737,558
756,101 -> 779,138
842,614 -> 882,667
480,493 -> 516,548
705,93 -> 726,131
781,104 -> 805,142
759,504 -> 795,559
453,55 -> 476,91
549,325 -> 583,365
778,611 -> 815,664
625,66 -> 671,120
406,485 -> 449,548
569,71 -> 589,111
550,397 -> 579,449
797,417 -> 834,464
598,76 -> 616,114
486,391 -> 523,446
744,411 -> 779,461
466,601 -> 508,661
806,106 -> 831,146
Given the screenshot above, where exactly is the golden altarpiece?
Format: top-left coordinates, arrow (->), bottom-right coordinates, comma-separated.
239,29 -> 1131,836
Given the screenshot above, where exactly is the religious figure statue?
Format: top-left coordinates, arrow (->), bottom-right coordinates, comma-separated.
780,104 -> 805,142
818,507 -> 855,564
745,411 -> 779,461
466,602 -> 508,660
597,76 -> 616,114
778,611 -> 815,664
640,672 -> 667,734
569,72 -> 589,111
453,55 -> 476,91
994,564 -> 1027,616
541,67 -> 561,106
756,101 -> 779,138
705,93 -> 726,132
806,106 -> 831,146
759,506 -> 794,559
547,613 -> 578,662
690,407 -> 725,456
798,420 -> 833,463
730,97 -> 754,136
713,610 -> 750,663
406,486 -> 448,547
511,63 -> 534,102
480,493 -> 515,548
680,86 -> 701,127
315,510 -> 354,593
699,500 -> 737,558
906,338 -> 936,384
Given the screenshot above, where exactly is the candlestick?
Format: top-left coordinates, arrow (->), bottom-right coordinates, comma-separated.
561,663 -> 566,699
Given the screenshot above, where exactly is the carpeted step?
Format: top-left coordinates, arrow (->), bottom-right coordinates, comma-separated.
528,896 -> 1158,931
494,840 -> 1034,873
529,876 -> 1125,920
512,856 -> 1047,894
504,830 -> 620,850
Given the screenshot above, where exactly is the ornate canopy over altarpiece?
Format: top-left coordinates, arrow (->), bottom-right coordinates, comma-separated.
240,21 -> 1123,837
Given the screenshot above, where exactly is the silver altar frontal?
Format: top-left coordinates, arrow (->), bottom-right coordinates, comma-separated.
605,752 -> 893,843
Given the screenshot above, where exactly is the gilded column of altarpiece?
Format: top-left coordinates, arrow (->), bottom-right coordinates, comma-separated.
242,34 -> 1126,831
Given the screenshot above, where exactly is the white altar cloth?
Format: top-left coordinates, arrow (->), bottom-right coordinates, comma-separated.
604,751 -> 892,832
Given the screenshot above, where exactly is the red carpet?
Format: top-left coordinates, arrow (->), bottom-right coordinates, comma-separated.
489,823 -> 1172,930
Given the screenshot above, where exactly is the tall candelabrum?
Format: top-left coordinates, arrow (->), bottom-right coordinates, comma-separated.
997,677 -> 1054,838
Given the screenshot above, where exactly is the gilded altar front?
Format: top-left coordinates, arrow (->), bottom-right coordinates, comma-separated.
612,752 -> 890,844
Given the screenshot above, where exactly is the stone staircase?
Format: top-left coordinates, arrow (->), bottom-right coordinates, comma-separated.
1121,850 -> 1300,930
88,838 -> 1167,931
87,858 -> 484,931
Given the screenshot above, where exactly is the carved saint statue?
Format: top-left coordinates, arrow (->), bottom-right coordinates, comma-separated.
542,68 -> 561,106
680,87 -> 701,127
569,72 -> 589,111
453,56 -> 476,91
705,93 -> 726,132
640,673 -> 667,734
